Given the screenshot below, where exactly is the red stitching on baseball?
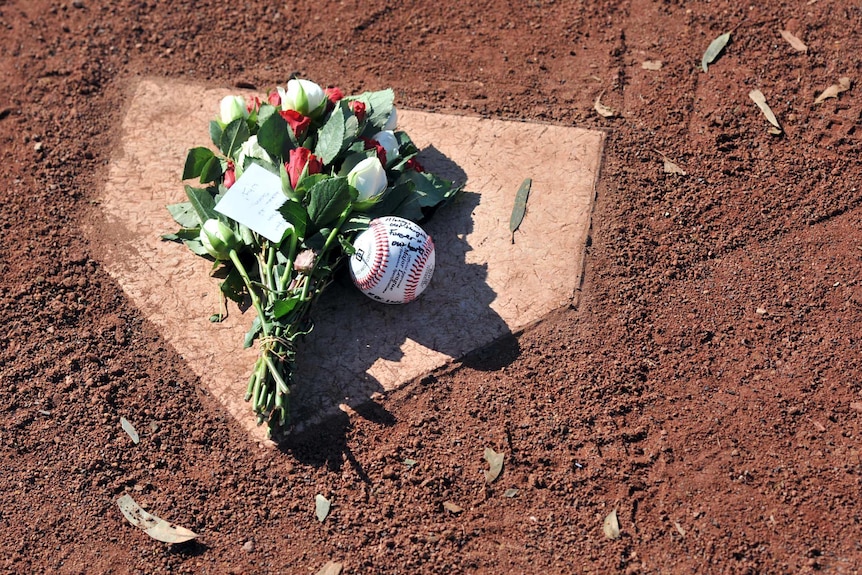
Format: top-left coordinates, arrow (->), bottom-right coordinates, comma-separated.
403,234 -> 434,302
355,220 -> 389,291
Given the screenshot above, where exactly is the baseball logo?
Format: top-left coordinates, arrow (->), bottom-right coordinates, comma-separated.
349,216 -> 436,304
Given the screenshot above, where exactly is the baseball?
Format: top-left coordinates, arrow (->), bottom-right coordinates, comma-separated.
349,216 -> 436,304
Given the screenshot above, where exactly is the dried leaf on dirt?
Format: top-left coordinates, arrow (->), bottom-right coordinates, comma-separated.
673,520 -> 686,537
504,488 -> 519,498
814,77 -> 852,104
315,560 -> 343,575
603,509 -> 621,540
120,416 -> 140,445
116,494 -> 199,543
748,89 -> 782,132
701,32 -> 731,72
642,60 -> 663,70
315,494 -> 331,522
779,29 -> 808,53
483,448 -> 505,483
663,158 -> 687,175
594,93 -> 617,118
443,501 -> 463,514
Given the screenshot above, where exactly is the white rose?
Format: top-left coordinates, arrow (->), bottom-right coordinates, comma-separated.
370,130 -> 400,165
236,135 -> 272,174
347,157 -> 388,202
219,95 -> 248,125
199,219 -> 238,260
383,106 -> 397,130
278,79 -> 326,117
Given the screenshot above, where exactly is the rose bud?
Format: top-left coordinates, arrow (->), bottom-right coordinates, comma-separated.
347,157 -> 388,202
293,249 -> 317,274
219,95 -> 248,125
287,147 -> 322,189
279,109 -> 311,139
267,90 -> 281,107
223,161 -> 236,188
369,130 -> 399,166
278,79 -> 326,118
383,106 -> 398,130
351,101 -> 367,122
361,137 -> 387,166
245,96 -> 262,114
324,86 -> 344,105
199,219 -> 238,260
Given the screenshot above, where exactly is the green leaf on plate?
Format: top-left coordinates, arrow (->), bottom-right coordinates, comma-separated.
509,178 -> 531,244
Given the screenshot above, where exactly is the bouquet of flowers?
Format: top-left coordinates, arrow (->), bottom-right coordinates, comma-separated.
164,78 -> 460,436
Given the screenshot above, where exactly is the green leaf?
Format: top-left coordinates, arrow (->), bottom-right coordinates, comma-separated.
272,297 -> 300,320
256,103 -> 278,127
182,147 -> 215,181
243,316 -> 262,348
314,103 -> 346,164
184,185 -> 217,223
257,111 -> 291,160
306,177 -> 352,228
220,266 -> 246,304
408,170 -> 457,208
509,178 -> 531,243
364,88 -> 394,130
278,199 -> 308,239
219,117 -> 250,157
199,155 -> 223,184
166,201 -> 201,228
337,234 -> 356,255
293,173 -> 328,199
394,130 -> 419,158
366,180 -> 422,221
702,32 -> 730,72
209,120 -> 223,148
182,239 -> 211,257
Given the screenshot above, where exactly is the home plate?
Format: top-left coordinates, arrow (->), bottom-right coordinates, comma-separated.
96,78 -> 604,440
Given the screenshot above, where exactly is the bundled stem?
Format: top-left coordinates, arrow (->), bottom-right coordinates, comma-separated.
231,207 -> 352,435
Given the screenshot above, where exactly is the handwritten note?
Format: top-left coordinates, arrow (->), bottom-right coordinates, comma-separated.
215,163 -> 289,243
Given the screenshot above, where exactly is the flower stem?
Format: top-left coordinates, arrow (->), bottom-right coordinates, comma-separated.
300,206 -> 352,302
229,249 -> 270,338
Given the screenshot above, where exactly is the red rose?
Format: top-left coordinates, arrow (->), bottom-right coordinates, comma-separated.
246,96 -> 262,114
324,86 -> 344,104
351,101 -> 367,122
224,162 -> 236,188
406,158 -> 424,173
279,109 -> 311,138
268,90 -> 281,107
361,137 -> 387,166
287,147 -> 322,188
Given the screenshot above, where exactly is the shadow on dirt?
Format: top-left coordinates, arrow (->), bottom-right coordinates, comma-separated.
276,146 -> 520,469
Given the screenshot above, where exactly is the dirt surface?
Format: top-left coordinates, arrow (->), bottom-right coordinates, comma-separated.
1,0 -> 860,573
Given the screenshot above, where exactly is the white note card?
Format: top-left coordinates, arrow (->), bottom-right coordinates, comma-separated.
214,163 -> 288,243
